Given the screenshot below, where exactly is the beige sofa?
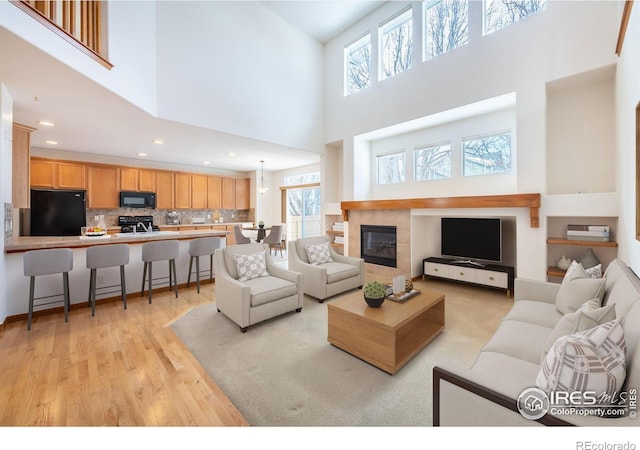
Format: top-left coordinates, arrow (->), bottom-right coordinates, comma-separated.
288,236 -> 364,302
214,243 -> 303,332
434,258 -> 640,426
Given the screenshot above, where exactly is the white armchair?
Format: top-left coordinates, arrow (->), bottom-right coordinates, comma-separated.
215,243 -> 303,332
288,236 -> 364,303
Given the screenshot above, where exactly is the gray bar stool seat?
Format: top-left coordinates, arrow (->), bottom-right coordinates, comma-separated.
86,244 -> 130,316
141,240 -> 179,303
187,237 -> 225,293
23,248 -> 74,331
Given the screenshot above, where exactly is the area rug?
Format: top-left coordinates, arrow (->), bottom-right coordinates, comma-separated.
170,279 -> 512,426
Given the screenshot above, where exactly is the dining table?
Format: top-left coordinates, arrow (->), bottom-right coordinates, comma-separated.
245,225 -> 271,242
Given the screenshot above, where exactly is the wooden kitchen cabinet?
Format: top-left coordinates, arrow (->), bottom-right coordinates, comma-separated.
30,158 -> 86,190
174,172 -> 192,209
12,123 -> 36,208
222,178 -> 236,209
235,178 -> 250,210
87,165 -> 119,208
156,171 -> 174,209
119,167 -> 156,192
207,176 -> 222,209
191,174 -> 208,209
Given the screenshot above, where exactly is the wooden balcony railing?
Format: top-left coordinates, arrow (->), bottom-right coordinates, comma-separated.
12,0 -> 112,69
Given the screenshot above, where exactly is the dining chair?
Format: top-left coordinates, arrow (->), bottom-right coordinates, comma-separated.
263,224 -> 285,257
233,225 -> 251,244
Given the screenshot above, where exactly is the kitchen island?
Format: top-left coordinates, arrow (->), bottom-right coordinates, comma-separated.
4,229 -> 230,322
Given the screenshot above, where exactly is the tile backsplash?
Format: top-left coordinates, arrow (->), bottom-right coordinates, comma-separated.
87,208 -> 254,227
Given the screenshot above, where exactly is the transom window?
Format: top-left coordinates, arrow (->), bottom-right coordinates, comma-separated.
344,34 -> 371,96
462,131 -> 512,176
377,151 -> 406,184
424,0 -> 469,60
483,0 -> 546,35
379,8 -> 413,80
284,172 -> 320,185
414,143 -> 452,180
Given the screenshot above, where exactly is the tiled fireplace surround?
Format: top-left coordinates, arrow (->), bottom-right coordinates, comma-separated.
342,194 -> 541,280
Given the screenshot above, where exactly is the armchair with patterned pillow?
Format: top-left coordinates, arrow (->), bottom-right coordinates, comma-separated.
288,236 -> 364,303
214,243 -> 303,332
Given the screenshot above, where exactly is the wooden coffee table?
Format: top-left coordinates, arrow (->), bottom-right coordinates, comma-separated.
327,289 -> 445,374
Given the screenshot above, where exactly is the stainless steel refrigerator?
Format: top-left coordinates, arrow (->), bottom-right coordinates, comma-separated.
30,189 -> 87,236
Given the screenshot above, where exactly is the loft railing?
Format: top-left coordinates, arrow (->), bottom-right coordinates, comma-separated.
11,0 -> 112,69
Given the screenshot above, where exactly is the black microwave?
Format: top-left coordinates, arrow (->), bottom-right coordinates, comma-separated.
119,191 -> 156,209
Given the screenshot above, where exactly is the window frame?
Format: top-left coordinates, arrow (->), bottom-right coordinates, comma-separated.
462,129 -> 513,177
376,150 -> 407,185
413,141 -> 453,181
482,0 -> 547,36
423,0 -> 469,61
378,6 -> 414,81
344,33 -> 372,96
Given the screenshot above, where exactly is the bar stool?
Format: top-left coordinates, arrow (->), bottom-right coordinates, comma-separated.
86,244 -> 130,316
187,237 -> 225,293
141,240 -> 179,303
23,248 -> 74,331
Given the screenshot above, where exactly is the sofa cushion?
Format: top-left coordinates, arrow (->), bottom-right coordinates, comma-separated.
503,300 -> 563,329
536,318 -> 626,399
323,261 -> 361,284
480,320 -> 552,365
580,248 -> 601,269
470,351 -> 541,399
605,275 -> 640,318
555,278 -> 605,314
305,242 -> 334,265
246,275 -> 298,307
541,303 -> 616,359
234,251 -> 269,282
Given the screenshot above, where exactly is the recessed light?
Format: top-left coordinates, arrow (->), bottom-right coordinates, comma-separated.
203,161 -> 211,165
228,152 -> 236,157
45,140 -> 58,145
152,139 -> 164,145
38,120 -> 55,127
138,152 -> 148,157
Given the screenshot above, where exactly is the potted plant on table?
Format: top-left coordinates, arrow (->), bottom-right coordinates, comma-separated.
258,220 -> 265,229
363,280 -> 387,308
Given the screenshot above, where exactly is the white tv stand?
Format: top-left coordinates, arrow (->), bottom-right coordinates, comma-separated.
423,257 -> 514,296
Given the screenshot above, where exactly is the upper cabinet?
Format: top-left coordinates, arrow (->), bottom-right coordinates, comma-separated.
235,178 -> 250,210
174,172 -> 192,209
222,178 -> 236,209
31,158 -> 86,190
207,176 -> 222,209
87,165 -> 118,208
191,174 -> 208,209
119,168 -> 156,192
156,171 -> 174,209
12,123 -> 36,208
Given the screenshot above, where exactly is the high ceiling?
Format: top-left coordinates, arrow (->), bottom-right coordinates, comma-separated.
1,1 -> 386,173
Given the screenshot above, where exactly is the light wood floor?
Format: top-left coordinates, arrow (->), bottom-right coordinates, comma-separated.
0,282 -> 248,426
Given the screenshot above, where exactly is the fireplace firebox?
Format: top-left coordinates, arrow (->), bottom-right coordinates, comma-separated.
360,225 -> 397,268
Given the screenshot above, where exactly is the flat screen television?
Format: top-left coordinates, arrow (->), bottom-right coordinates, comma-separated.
441,217 -> 502,263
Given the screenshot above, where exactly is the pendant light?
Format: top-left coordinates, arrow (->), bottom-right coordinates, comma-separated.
258,160 -> 268,195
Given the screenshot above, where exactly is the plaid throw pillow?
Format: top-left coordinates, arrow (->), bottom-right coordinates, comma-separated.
536,317 -> 626,400
305,242 -> 333,265
233,251 -> 269,281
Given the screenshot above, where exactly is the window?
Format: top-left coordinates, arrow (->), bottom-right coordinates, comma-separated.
424,0 -> 469,60
345,34 -> 371,95
463,131 -> 512,176
377,151 -> 406,184
380,8 -> 413,80
284,172 -> 320,185
484,0 -> 546,35
414,143 -> 452,180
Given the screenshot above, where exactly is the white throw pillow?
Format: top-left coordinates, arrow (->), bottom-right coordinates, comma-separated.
541,303 -> 615,358
233,251 -> 269,282
585,264 -> 603,279
305,242 -> 333,265
555,278 -> 605,314
536,318 -> 626,399
563,260 -> 587,282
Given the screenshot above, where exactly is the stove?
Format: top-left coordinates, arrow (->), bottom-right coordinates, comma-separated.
118,215 -> 160,233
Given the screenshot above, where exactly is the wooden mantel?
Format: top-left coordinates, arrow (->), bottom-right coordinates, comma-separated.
341,193 -> 541,228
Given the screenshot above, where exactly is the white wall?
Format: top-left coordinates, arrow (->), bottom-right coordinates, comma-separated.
615,2 -> 640,271
0,83 -> 13,324
155,1 -> 325,152
323,1 -> 619,279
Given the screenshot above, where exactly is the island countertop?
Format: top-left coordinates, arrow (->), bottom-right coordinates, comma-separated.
5,229 -> 230,253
